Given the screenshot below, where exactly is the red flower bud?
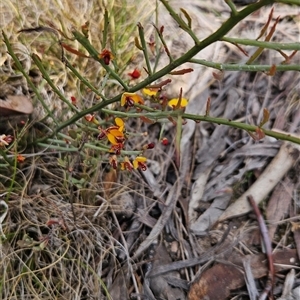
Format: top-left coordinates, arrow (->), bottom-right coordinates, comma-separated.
161,137 -> 168,146
128,68 -> 141,79
147,142 -> 155,149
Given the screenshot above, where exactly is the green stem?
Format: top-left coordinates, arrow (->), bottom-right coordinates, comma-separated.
175,115 -> 183,167
182,112 -> 300,144
0,149 -> 14,167
159,0 -> 200,45
153,23 -> 174,63
35,96 -> 119,143
275,0 -> 300,5
91,109 -> 300,144
222,37 -> 300,51
137,23 -> 153,75
190,59 -> 300,71
224,0 -> 238,16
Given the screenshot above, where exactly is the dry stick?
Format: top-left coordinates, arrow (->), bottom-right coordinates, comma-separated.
247,195 -> 274,300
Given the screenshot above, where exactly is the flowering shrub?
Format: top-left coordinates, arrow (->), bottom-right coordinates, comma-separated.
1,0 -> 299,173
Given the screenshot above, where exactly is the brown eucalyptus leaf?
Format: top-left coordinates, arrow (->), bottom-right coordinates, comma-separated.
0,95 -> 33,116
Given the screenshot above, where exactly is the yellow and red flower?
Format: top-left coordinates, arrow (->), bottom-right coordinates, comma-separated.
133,156 -> 147,171
97,118 -> 126,154
98,118 -> 125,144
107,129 -> 125,145
110,143 -> 124,155
121,156 -> 133,171
114,117 -> 125,132
121,92 -> 144,107
109,155 -> 118,169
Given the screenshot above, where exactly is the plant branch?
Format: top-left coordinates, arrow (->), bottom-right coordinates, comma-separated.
159,0 -> 200,45
190,59 -> 300,71
222,37 -> 300,51
275,0 -> 300,5
100,109 -> 300,144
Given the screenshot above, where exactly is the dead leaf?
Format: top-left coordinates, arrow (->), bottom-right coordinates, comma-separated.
0,95 -> 33,116
266,177 -> 294,240
188,249 -> 299,300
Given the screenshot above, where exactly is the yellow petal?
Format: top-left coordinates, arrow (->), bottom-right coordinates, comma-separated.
107,133 -> 118,145
107,129 -> 123,145
168,98 -> 188,108
120,93 -> 127,106
143,88 -> 158,96
133,160 -> 139,169
132,94 -> 144,104
115,117 -> 124,131
135,156 -> 147,162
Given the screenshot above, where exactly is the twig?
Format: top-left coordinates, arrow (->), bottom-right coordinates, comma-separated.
247,195 -> 274,300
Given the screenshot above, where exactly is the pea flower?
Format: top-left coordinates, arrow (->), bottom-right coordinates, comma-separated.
168,98 -> 188,109
98,118 -> 125,145
109,155 -> 118,169
107,129 -> 125,145
121,156 -> 133,171
110,143 -> 124,155
114,117 -> 124,132
121,92 -> 144,107
133,156 -> 147,171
